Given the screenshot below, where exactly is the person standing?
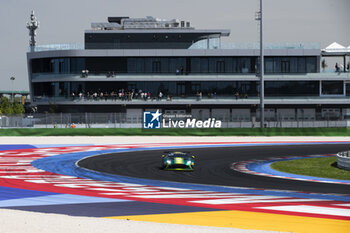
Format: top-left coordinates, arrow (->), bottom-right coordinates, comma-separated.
235,91 -> 239,100
335,63 -> 340,72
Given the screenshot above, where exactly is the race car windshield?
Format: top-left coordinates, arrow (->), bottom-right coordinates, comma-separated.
168,153 -> 190,158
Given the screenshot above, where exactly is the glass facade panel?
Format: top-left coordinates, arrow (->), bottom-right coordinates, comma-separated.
346,83 -> 350,96
31,56 -> 318,75
216,60 -> 225,73
128,58 -> 137,73
265,81 -> 319,96
200,58 -> 209,73
136,58 -> 144,73
321,81 -> 343,95
190,58 -> 200,73
160,58 -> 168,73
272,57 -> 280,73
208,58 -> 216,73
306,57 -> 317,73
297,57 -> 306,73
263,57 -> 316,74
224,57 -> 233,73
70,58 -> 85,74
281,60 -> 290,73
144,58 -> 152,73
265,58 -> 274,73
289,57 -> 298,73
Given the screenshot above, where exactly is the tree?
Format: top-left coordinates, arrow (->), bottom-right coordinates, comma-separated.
0,96 -> 24,115
13,100 -> 25,114
0,96 -> 12,114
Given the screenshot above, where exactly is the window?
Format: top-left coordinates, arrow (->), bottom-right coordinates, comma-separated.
346,83 -> 350,96
200,58 -> 209,73
281,61 -> 290,73
297,57 -> 306,73
306,57 -> 317,73
265,58 -> 274,73
190,58 -> 200,73
216,61 -> 225,73
321,81 -> 343,95
152,61 -> 161,73
265,81 -> 319,96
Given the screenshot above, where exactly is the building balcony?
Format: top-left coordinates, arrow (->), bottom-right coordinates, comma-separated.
32,95 -> 350,106
31,71 -> 350,82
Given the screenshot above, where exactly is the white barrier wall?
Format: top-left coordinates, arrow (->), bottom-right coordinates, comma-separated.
191,109 -> 210,120
277,109 -> 296,120
337,151 -> 350,171
297,108 -> 315,120
211,109 -> 230,121
231,109 -> 251,121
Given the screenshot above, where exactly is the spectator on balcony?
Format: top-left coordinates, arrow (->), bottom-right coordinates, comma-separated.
111,91 -> 117,101
335,63 -> 340,73
104,92 -> 109,101
235,91 -> 239,100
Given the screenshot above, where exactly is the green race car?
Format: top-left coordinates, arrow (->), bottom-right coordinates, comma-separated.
161,151 -> 195,171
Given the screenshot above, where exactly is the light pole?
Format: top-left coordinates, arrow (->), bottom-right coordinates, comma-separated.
256,0 -> 265,128
10,76 -> 15,103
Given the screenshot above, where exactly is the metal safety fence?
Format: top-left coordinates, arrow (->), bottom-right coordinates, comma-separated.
0,113 -> 349,128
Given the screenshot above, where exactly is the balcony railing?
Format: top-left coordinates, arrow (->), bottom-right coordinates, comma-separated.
31,44 -> 84,52
30,42 -> 320,52
189,41 -> 320,50
32,95 -> 350,104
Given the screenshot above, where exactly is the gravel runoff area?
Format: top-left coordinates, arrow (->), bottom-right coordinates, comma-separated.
1,136 -> 349,233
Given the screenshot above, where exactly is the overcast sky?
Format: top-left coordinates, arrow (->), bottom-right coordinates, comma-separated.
0,0 -> 349,91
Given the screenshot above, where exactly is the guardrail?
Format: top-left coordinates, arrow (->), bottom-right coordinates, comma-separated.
337,151 -> 350,171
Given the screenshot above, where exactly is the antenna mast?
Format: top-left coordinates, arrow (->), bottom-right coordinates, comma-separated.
26,10 -> 39,52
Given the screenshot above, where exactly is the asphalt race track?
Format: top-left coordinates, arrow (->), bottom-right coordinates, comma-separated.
78,144 -> 350,195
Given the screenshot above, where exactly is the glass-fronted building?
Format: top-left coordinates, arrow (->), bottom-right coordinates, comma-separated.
27,16 -> 350,121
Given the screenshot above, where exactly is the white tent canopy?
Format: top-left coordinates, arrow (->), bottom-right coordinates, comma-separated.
322,42 -> 350,55
326,42 -> 345,50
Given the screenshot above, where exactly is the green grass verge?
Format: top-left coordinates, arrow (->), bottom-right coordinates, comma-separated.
0,127 -> 350,136
271,156 -> 350,180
